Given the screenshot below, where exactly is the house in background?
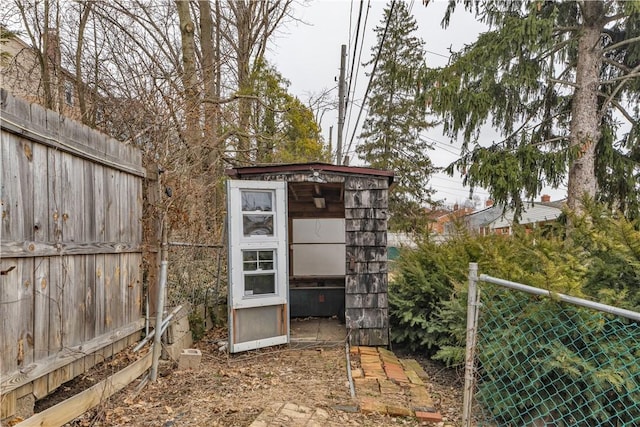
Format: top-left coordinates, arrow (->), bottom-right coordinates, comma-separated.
424,203 -> 476,242
1,27 -> 100,124
465,195 -> 565,236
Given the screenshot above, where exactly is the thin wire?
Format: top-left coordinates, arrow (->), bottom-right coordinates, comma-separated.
347,0 -> 354,57
344,0 -> 397,158
345,0 -> 371,146
426,49 -> 451,59
345,0 -> 365,130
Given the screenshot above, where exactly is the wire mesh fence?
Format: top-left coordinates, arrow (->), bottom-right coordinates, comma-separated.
464,264 -> 640,427
165,242 -> 227,323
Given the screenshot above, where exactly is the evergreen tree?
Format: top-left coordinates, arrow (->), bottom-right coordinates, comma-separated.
250,60 -> 329,164
358,1 -> 436,231
423,1 -> 640,220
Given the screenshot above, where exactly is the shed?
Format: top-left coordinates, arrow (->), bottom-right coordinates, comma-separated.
225,163 -> 393,352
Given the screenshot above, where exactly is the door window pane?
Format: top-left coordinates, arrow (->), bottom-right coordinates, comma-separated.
245,274 -> 276,295
243,214 -> 274,236
243,250 -> 274,271
241,191 -> 272,212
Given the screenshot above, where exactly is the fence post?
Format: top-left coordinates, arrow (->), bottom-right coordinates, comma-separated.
463,262 -> 479,427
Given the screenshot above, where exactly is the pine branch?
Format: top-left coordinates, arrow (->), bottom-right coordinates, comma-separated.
603,35 -> 640,53
608,99 -> 637,124
603,13 -> 627,24
599,63 -> 640,120
535,39 -> 574,63
603,58 -> 632,73
548,78 -> 580,89
601,71 -> 640,84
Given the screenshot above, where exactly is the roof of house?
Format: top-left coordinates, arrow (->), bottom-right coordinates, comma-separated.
489,203 -> 563,229
463,198 -> 566,229
226,162 -> 394,184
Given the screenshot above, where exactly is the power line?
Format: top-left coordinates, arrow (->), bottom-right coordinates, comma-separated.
345,0 -> 371,144
344,0 -> 397,158
425,49 -> 451,60
346,0 -> 365,112
347,0 -> 354,57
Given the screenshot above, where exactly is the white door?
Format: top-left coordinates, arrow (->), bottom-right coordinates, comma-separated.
227,180 -> 288,353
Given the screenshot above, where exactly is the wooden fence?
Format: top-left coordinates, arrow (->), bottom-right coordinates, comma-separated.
0,89 -> 147,418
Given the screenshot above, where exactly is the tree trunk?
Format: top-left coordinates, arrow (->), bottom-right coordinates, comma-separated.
199,0 -> 225,229
200,0 -> 218,153
75,2 -> 92,125
175,0 -> 200,147
567,1 -> 604,214
235,0 -> 253,163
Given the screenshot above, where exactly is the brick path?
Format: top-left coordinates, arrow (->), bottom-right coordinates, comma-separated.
249,346 -> 446,426
249,402 -> 333,427
351,346 -> 443,423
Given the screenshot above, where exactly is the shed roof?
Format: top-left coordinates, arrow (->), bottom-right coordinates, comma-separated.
226,162 -> 394,184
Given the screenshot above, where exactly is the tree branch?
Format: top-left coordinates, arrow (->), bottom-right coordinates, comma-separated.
601,71 -> 640,84
603,57 -> 631,73
609,99 -> 637,124
202,94 -> 290,113
603,12 -> 627,24
603,35 -> 640,52
548,78 -> 579,89
600,62 -> 640,119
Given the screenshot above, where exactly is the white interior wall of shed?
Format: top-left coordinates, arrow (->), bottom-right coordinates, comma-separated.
291,218 -> 345,276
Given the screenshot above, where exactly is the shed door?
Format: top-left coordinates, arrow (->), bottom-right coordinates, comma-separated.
227,180 -> 288,353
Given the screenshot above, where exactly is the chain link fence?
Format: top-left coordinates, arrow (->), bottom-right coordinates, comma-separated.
464,264 -> 640,427
165,242 -> 227,325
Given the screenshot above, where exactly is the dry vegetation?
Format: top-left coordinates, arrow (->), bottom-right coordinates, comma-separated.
45,328 -> 464,427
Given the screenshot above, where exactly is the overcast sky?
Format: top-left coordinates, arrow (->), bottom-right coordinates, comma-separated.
268,0 -> 568,206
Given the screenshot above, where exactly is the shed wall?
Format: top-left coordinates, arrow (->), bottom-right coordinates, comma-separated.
344,176 -> 389,346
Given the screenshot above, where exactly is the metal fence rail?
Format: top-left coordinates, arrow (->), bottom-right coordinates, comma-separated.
464,263 -> 640,427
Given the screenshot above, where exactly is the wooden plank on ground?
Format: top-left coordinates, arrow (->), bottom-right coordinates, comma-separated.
16,349 -> 151,427
1,319 -> 144,394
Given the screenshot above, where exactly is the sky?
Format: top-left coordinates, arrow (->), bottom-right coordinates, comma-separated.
268,0 -> 568,207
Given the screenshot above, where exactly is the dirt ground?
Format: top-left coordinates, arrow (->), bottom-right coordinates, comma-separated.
55,328 -> 463,427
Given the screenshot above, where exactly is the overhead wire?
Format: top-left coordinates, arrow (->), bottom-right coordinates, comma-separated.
344,0 -> 371,146
347,0 -> 354,58
344,0 -> 397,159
346,0 -> 365,113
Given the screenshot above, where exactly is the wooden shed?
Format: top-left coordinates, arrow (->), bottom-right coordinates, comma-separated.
225,163 -> 393,352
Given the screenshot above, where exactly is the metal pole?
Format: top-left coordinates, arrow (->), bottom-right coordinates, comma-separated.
479,274 -> 640,322
336,44 -> 347,165
134,304 -> 182,353
150,216 -> 169,382
463,263 -> 479,427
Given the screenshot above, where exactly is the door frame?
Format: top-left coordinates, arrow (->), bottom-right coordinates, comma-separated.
227,179 -> 289,353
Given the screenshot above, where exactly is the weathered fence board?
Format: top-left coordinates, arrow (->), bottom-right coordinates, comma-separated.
1,90 -> 146,416
34,257 -> 50,361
